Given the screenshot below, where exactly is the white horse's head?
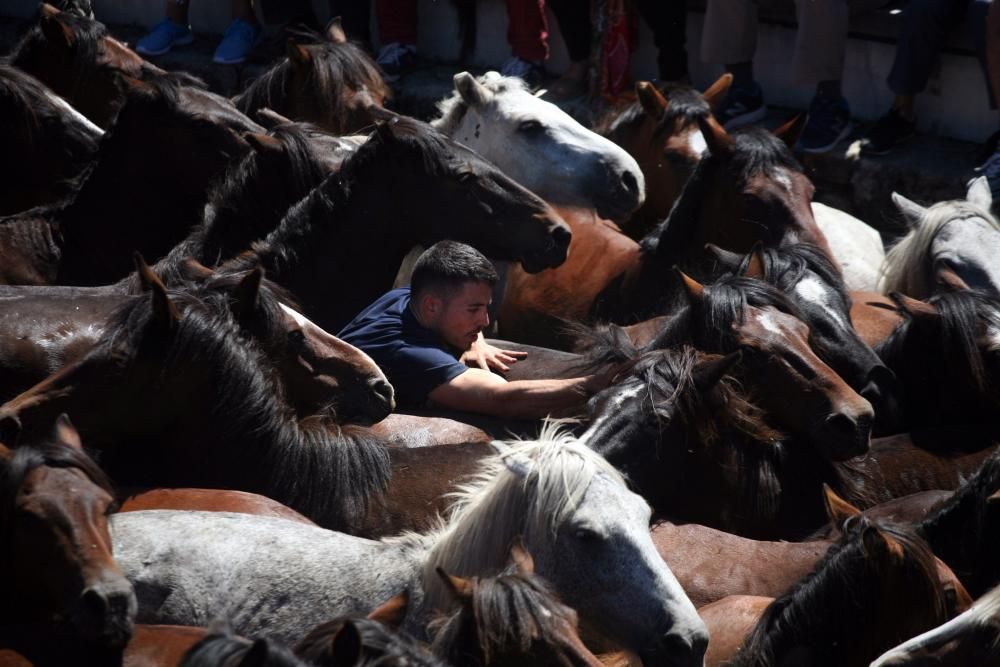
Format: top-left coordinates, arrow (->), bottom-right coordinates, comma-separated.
425,428 -> 707,666
433,72 -> 645,221
884,177 -> 1000,298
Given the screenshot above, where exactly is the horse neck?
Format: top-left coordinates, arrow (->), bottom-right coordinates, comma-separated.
252,164 -> 428,332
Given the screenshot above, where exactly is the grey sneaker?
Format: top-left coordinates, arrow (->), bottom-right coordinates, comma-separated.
799,95 -> 853,154
716,82 -> 766,130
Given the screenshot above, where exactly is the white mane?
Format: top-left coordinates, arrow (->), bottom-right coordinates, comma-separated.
432,72 -> 531,135
881,200 -> 1000,297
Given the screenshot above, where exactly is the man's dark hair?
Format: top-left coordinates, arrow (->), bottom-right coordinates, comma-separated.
411,241 -> 498,299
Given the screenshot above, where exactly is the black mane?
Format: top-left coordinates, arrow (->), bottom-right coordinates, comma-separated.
296,614 -> 444,667
181,626 -> 307,667
7,10 -> 108,99
756,243 -> 852,312
599,83 -> 711,140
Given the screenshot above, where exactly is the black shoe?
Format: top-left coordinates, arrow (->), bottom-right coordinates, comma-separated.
715,82 -> 766,130
861,108 -> 916,155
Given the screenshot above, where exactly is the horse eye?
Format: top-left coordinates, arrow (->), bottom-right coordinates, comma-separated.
573,527 -> 601,543
458,172 -> 477,184
518,120 -> 544,134
288,330 -> 306,347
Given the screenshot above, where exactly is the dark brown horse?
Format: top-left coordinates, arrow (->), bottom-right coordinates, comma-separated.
0,416 -> 136,663
598,75 -> 731,240
581,346 -> 996,539
6,3 -> 154,128
0,260 -> 393,421
220,115 -> 571,334
496,115 -> 826,349
0,64 -> 100,214
430,545 -> 604,666
232,22 -> 390,135
180,625 -> 309,666
719,518 -> 952,667
0,74 -> 258,285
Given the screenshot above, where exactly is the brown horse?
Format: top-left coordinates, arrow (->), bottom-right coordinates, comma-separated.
0,260 -> 393,421
431,545 -> 604,666
0,416 -> 136,663
0,64 -> 100,214
120,488 -> 315,525
581,345 -> 996,539
598,75 -> 731,240
233,22 -> 390,135
718,517 -> 952,667
7,3 -> 155,128
220,115 -> 571,334
496,115 -> 826,349
0,74 -> 258,285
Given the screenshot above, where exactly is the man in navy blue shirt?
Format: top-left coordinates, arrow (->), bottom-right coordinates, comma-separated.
339,241 -> 611,418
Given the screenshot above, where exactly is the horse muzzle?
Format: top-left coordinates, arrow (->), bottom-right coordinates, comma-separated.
72,581 -> 137,649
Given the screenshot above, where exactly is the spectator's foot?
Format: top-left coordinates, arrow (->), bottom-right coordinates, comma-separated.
135,19 -> 194,57
376,42 -> 418,82
715,82 -> 766,130
213,19 -> 262,65
861,108 -> 916,155
500,56 -> 545,88
799,95 -> 852,154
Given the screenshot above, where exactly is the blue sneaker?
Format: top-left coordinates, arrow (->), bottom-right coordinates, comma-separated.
213,19 -> 261,65
716,82 -> 766,130
135,19 -> 193,57
799,95 -> 853,154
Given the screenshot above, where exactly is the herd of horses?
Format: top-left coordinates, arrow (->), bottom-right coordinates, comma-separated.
4,3 -> 1000,666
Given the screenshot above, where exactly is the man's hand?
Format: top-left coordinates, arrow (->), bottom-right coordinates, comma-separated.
461,333 -> 528,373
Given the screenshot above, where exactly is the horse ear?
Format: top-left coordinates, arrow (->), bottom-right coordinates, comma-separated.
331,621 -> 363,664
935,263 -> 970,292
987,489 -> 1000,505
697,114 -> 734,158
230,268 -> 263,323
53,414 -> 83,451
454,71 -> 491,108
367,591 -> 408,628
254,107 -> 294,129
674,268 -> 705,304
636,81 -> 668,118
244,132 -> 283,153
286,40 -> 312,68
40,5 -> 75,49
822,484 -> 861,527
134,253 -> 180,328
436,566 -> 474,602
238,639 -> 271,667
510,539 -> 535,575
741,242 -> 766,279
861,523 -> 906,562
773,113 -> 807,150
889,292 -> 939,320
704,243 -> 744,272
325,16 -> 348,44
967,175 -> 993,211
179,258 -> 216,283
693,351 -> 742,392
891,192 -> 928,229
701,73 -> 733,111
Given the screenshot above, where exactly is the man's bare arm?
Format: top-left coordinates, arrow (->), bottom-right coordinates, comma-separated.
427,368 -> 604,419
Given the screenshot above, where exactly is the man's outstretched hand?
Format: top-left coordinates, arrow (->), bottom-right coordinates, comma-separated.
462,333 -> 528,373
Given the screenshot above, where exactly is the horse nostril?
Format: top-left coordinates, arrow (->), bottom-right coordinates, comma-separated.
826,412 -> 858,436
621,170 -> 639,195
370,378 -> 395,410
552,225 -> 571,251
82,587 -> 109,618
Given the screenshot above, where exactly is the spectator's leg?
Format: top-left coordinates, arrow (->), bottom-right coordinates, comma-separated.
793,0 -> 851,87
701,0 -> 759,70
166,0 -> 189,24
888,0 -> 968,103
547,0 -> 590,96
632,0 -> 688,82
505,0 -> 548,63
969,0 -> 995,108
376,0 -> 417,45
231,0 -> 258,24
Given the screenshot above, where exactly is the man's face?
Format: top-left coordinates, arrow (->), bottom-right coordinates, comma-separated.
427,281 -> 492,350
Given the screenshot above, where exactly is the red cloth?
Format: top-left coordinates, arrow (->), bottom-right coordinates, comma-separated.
375,0 -> 417,45
505,0 -> 548,62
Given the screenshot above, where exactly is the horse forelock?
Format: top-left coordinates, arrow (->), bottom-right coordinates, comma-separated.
762,244 -> 851,312
882,200 -> 1000,297
423,433 -> 623,606
433,73 -> 531,135
729,127 -> 803,185
734,518 -> 947,666
298,615 -> 442,667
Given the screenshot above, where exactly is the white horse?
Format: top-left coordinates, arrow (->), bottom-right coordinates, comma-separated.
811,202 -> 885,292
111,431 -> 708,664
871,582 -> 1000,666
881,176 -> 1000,298
432,72 -> 645,222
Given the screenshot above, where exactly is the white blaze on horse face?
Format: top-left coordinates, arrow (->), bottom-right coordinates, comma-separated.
278,303 -> 387,384
577,383 -> 645,447
794,275 -> 848,330
687,128 -> 708,158
42,89 -> 104,138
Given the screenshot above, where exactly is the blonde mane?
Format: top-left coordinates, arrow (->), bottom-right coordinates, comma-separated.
420,424 -> 624,610
881,200 -> 1000,297
432,72 -> 532,135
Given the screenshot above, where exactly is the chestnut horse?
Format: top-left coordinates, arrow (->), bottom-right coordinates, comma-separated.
0,74 -> 258,285
0,64 -> 100,214
0,416 -> 136,664
232,22 -> 390,136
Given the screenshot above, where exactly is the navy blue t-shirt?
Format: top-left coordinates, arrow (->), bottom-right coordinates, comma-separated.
338,287 -> 469,408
